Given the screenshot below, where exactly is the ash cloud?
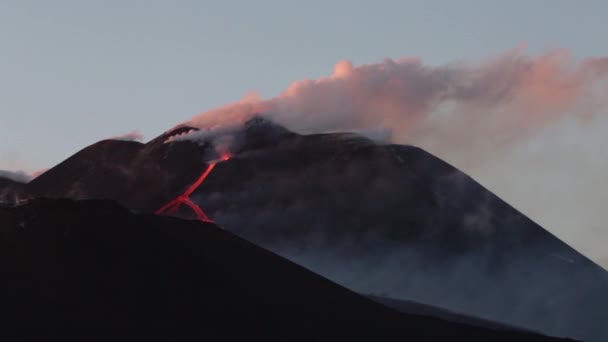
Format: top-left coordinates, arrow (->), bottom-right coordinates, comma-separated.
182,47 -> 608,267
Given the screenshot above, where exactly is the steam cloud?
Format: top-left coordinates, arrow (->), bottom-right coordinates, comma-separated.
109,130 -> 144,142
0,170 -> 31,183
184,47 -> 608,267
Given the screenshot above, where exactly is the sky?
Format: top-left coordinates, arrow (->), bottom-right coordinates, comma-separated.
1,1 -> 607,265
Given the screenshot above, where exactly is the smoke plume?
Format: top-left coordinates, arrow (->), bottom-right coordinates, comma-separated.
184,47 -> 608,266
109,130 -> 144,142
0,170 -> 31,183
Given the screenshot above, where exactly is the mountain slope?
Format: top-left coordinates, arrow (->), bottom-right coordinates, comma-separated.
0,176 -> 30,205
0,198 -> 568,340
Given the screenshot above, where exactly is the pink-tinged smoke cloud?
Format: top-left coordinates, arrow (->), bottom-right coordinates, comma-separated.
186,47 -> 608,144
109,130 -> 144,142
30,168 -> 49,180
183,47 -> 608,267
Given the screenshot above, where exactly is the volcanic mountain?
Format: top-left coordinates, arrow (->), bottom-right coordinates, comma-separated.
3,117 -> 607,341
0,198 -> 572,340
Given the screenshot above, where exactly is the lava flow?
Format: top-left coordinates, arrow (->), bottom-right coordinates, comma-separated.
155,153 -> 231,223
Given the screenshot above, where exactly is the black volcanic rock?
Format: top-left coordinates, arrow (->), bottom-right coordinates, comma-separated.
0,198 -> 567,340
4,119 -> 607,341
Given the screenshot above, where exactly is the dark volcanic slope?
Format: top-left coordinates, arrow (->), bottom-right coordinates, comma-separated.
0,177 -> 30,205
368,295 -> 533,333
11,117 -> 608,341
0,199 -> 567,341
26,130 -> 208,212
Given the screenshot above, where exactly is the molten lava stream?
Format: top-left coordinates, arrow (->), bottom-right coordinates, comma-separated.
155,153 -> 231,223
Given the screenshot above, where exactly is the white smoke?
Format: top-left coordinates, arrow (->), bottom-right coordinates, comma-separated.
109,130 -> 144,142
0,170 -> 31,183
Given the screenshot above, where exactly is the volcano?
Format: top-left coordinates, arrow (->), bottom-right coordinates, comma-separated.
3,116 -> 607,341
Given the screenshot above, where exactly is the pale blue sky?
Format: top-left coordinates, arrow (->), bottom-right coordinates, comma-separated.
1,0 -> 607,171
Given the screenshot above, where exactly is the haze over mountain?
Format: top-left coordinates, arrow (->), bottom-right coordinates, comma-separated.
1,197 -> 575,340
3,118 -> 606,341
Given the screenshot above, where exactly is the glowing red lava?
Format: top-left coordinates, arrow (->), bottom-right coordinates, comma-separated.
155,152 -> 231,223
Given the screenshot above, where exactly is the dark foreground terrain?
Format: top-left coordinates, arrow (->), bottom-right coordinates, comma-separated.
0,199 -> 569,340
